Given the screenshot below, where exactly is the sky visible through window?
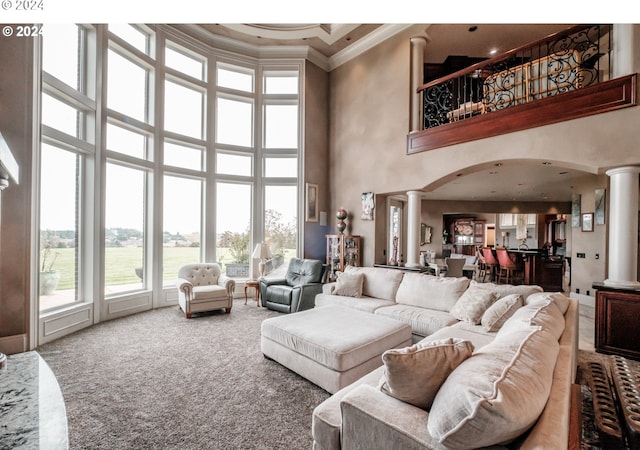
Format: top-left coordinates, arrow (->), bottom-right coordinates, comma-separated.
40,23 -> 299,241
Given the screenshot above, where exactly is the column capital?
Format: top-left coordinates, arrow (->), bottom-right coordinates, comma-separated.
406,190 -> 423,197
606,166 -> 640,177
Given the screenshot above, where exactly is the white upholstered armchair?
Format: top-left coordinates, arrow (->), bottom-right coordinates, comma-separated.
176,263 -> 235,318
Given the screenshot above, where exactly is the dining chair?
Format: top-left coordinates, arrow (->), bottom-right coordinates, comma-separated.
444,257 -> 465,278
495,247 -> 524,285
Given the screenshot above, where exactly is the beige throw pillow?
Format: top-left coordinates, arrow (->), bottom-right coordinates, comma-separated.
481,294 -> 524,332
379,338 -> 474,410
427,326 -> 560,448
450,287 -> 499,324
332,272 -> 364,297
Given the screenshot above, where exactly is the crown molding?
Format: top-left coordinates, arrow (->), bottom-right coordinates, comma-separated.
174,23 -> 414,72
327,24 -> 414,71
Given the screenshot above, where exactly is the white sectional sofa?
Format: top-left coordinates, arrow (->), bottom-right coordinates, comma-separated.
311,265 -> 579,450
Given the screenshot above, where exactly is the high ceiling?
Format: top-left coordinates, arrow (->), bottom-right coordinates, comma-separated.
178,23 -> 593,203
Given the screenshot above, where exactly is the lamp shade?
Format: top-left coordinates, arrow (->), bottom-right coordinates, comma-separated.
252,243 -> 272,260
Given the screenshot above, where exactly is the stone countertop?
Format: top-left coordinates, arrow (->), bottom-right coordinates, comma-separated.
0,351 -> 68,449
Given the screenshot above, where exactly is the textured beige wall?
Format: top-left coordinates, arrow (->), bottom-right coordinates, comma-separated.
0,36 -> 33,351
328,25 -> 640,297
303,61 -> 331,260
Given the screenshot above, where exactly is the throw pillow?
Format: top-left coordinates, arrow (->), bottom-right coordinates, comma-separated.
469,280 -> 543,301
378,338 -> 474,410
526,292 -> 570,314
332,272 -> 364,297
480,294 -> 524,332
449,287 -> 500,324
427,326 -> 560,448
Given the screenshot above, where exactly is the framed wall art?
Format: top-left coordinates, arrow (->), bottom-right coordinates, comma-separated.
305,183 -> 318,222
582,212 -> 594,232
595,188 -> 606,225
571,194 -> 581,228
361,192 -> 374,220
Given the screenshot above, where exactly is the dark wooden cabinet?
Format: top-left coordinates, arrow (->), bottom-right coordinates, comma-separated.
594,283 -> 640,361
326,235 -> 361,282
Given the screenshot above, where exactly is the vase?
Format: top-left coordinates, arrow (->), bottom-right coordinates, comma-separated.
39,270 -> 60,295
336,208 -> 348,234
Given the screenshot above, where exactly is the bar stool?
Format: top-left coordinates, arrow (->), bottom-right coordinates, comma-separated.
496,247 -> 524,285
481,247 -> 499,282
476,250 -> 489,282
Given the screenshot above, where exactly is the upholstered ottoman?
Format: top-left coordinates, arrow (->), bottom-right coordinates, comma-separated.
261,305 -> 412,394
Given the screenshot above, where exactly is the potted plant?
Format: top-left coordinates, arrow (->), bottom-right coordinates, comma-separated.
40,231 -> 60,295
225,231 -> 250,277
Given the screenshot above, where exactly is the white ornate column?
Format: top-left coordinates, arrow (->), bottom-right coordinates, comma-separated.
410,37 -> 427,133
604,166 -> 640,288
406,190 -> 422,267
612,24 -> 640,78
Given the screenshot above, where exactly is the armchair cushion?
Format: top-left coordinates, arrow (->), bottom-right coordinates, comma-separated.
285,258 -> 325,285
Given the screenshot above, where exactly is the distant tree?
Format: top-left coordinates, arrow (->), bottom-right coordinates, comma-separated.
265,209 -> 296,255
228,231 -> 250,263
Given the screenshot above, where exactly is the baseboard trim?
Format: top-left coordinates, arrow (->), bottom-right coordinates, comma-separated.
0,333 -> 28,355
570,292 -> 595,308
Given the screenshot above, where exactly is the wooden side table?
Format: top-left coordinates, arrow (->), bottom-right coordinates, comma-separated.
244,280 -> 260,306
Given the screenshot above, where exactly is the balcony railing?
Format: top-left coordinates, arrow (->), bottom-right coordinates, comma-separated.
418,24 -> 612,129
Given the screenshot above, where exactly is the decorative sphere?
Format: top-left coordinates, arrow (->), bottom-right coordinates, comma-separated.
336,220 -> 346,233
336,208 -> 347,220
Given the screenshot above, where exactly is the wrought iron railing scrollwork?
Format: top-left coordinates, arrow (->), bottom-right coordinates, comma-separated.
423,81 -> 453,128
419,24 -> 611,130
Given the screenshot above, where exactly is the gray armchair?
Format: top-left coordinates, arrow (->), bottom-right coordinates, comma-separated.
259,258 -> 327,313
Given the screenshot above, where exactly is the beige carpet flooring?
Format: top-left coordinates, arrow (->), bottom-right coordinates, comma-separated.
37,300 -> 331,450
36,299 -> 610,449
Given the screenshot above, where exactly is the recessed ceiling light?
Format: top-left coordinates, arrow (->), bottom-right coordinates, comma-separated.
542,161 -> 552,165
494,162 -> 503,167
559,171 -> 569,175
468,26 -> 478,32
489,49 -> 498,55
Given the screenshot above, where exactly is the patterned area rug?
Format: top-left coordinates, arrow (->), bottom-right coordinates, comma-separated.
577,350 -> 640,450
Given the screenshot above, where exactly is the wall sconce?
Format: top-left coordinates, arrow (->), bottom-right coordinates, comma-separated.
252,242 -> 273,279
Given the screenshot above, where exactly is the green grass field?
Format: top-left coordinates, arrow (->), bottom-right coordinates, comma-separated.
46,246 -> 294,290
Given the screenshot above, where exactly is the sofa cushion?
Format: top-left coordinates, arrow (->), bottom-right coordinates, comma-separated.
526,291 -> 570,314
378,338 -> 474,410
480,293 -> 524,332
427,326 -> 560,448
374,305 -> 459,338
498,300 -> 565,340
344,266 -> 404,301
394,272 -> 470,312
315,293 -> 395,313
449,287 -> 499,324
333,272 -> 364,297
469,280 -> 543,300
423,323 -> 496,350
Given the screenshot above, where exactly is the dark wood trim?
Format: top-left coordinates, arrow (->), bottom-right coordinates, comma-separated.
568,383 -> 582,450
407,74 -> 637,155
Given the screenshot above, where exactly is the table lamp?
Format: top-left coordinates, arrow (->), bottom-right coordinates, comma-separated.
252,242 -> 272,279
